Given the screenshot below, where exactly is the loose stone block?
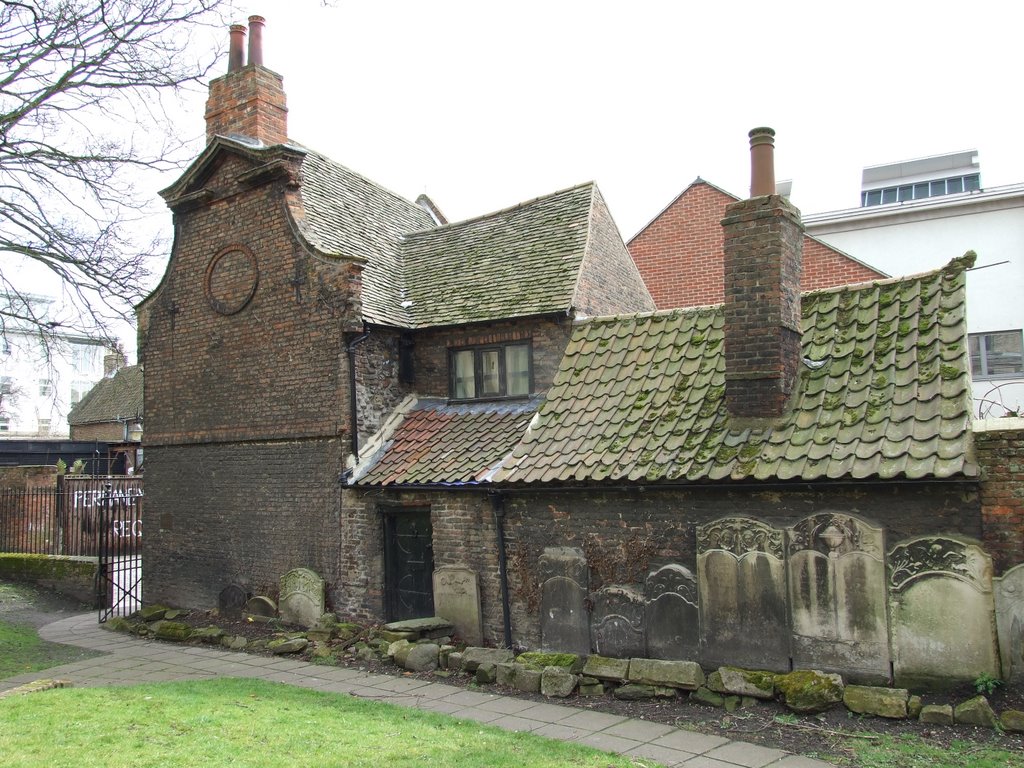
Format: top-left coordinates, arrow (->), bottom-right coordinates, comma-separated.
496,662 -> 516,687
279,568 -> 325,629
447,652 -> 464,672
578,680 -> 605,696
382,616 -> 454,635
613,683 -> 655,701
999,709 -> 1024,733
439,645 -> 456,670
581,654 -> 630,682
152,620 -> 192,642
842,685 -> 909,719
627,658 -> 705,690
953,696 -> 997,728
919,704 -> 954,725
512,667 -> 542,694
541,666 -> 576,698
775,670 -> 844,714
139,605 -> 169,622
390,640 -> 413,666
433,566 -> 483,646
269,637 -> 308,655
707,667 -> 777,699
515,652 -> 581,671
908,695 -> 923,719
539,547 -> 590,655
691,686 -> 725,708
405,643 -> 440,673
475,662 -> 497,684
461,647 -> 514,673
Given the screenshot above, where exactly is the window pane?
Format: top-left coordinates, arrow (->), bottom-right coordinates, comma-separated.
968,335 -> 983,377
865,190 -> 882,206
930,179 -> 946,197
479,349 -> 501,396
881,187 -> 898,204
985,331 -> 1024,376
453,350 -> 475,399
898,185 -> 913,202
946,177 -> 963,194
505,344 -> 530,396
964,174 -> 981,191
913,183 -> 930,200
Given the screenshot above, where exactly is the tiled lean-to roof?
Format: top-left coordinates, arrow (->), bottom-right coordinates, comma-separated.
491,254 -> 978,484
399,183 -> 598,328
355,399 -> 539,486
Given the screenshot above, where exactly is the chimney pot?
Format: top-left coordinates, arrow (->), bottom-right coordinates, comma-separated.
228,24 -> 247,73
749,126 -> 776,198
247,15 -> 265,67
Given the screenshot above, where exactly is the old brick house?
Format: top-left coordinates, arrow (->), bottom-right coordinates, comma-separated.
628,178 -> 885,309
145,21 -> 1023,686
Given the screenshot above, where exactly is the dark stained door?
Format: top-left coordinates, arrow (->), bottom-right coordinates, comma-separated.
383,508 -> 434,621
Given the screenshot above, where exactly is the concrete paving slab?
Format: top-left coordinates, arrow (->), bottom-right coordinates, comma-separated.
653,729 -> 732,754
513,701 -> 578,724
531,722 -> 585,740
677,756 -> 743,768
705,741 -> 789,767
604,718 -> 677,742
626,742 -> 697,767
576,731 -> 644,754
765,757 -> 837,768
558,709 -> 629,731
476,696 -> 539,715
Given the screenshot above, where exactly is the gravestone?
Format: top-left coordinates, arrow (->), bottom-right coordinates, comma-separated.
889,536 -> 1000,689
590,586 -> 645,659
644,564 -> 699,660
245,595 -> 276,618
432,566 -> 483,646
218,584 -> 248,618
538,547 -> 590,655
787,513 -> 889,683
994,563 -> 1024,682
279,568 -> 325,628
697,516 -> 789,671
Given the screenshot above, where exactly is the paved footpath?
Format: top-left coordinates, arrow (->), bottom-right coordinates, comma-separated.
1,613 -> 835,768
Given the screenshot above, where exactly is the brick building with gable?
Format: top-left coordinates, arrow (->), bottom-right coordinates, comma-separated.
143,20 -> 1023,686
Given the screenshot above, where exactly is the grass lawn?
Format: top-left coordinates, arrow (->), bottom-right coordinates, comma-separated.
0,618 -> 94,679
0,678 -> 650,768
849,733 -> 1024,768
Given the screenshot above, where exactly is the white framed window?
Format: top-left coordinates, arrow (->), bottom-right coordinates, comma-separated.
0,417 -> 9,432
969,330 -> 1024,378
0,376 -> 12,394
37,418 -> 50,435
39,379 -> 53,397
70,380 -> 92,405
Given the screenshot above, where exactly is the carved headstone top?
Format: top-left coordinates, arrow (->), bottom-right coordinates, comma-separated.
889,537 -> 992,594
645,564 -> 697,603
788,512 -> 883,558
279,567 -> 326,628
697,517 -> 784,559
538,547 -> 588,585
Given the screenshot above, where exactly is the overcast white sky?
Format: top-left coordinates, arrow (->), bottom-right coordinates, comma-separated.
191,0 -> 1024,240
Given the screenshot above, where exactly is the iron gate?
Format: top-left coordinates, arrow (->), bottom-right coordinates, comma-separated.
96,482 -> 143,622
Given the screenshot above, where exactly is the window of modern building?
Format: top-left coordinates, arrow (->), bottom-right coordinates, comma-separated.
0,418 -> 9,432
38,418 -> 50,434
39,380 -> 52,397
0,376 -> 12,394
862,174 -> 982,207
450,342 -> 531,400
969,330 -> 1024,378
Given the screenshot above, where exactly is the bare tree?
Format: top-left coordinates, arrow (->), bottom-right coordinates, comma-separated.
0,0 -> 228,352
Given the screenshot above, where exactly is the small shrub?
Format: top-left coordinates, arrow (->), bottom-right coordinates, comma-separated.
974,673 -> 1003,696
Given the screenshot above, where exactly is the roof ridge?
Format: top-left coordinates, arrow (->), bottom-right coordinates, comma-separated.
402,181 -> 596,238
301,146 -> 427,215
574,304 -> 723,325
801,252 -> 976,298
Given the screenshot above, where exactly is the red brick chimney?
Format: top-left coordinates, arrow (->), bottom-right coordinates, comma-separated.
721,127 -> 804,418
204,16 -> 288,145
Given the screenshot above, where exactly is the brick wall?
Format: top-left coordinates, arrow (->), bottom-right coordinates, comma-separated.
975,420 -> 1024,573
70,422 -> 124,442
205,64 -> 287,145
144,440 -> 344,609
627,181 -> 883,310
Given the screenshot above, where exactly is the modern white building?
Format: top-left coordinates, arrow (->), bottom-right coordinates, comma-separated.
804,151 -> 1024,418
0,295 -> 113,438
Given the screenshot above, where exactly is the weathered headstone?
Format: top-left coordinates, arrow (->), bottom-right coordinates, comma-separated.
245,595 -> 276,618
432,566 -> 483,646
889,537 -> 1000,689
538,547 -> 590,655
994,563 -> 1024,682
279,568 -> 325,629
697,517 -> 789,671
786,513 -> 890,683
644,563 -> 699,660
590,585 -> 645,659
218,584 -> 248,618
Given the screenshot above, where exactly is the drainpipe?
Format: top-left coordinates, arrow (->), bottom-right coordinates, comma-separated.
490,491 -> 513,649
347,324 -> 370,461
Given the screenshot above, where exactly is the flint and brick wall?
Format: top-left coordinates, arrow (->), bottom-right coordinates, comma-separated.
975,420 -> 1024,573
627,182 -> 883,310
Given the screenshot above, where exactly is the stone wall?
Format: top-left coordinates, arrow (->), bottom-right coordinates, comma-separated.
975,418 -> 1024,574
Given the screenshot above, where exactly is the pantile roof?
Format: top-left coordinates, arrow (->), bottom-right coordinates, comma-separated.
355,255 -> 977,488
68,366 -> 143,427
494,254 -> 977,484
355,398 -> 539,486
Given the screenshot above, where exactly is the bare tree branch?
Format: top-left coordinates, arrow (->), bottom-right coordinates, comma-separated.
0,0 -> 228,353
